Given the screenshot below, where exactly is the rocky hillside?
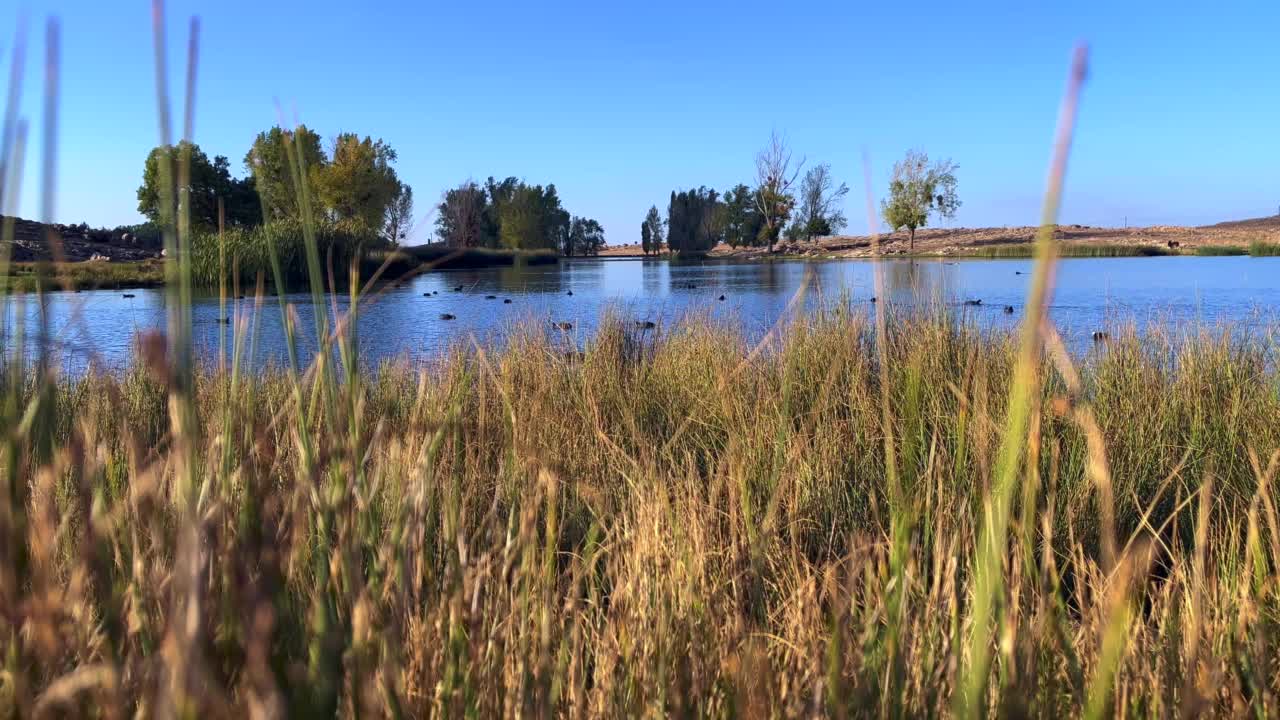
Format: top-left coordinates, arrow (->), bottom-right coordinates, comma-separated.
2,215 -> 161,262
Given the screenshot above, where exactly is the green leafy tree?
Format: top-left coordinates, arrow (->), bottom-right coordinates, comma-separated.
138,141 -> 260,231
244,125 -> 325,222
312,133 -> 402,233
436,181 -> 489,247
641,205 -> 664,255
564,216 -> 605,256
880,149 -> 960,250
754,132 -> 802,252
667,187 -> 721,255
721,184 -> 764,248
497,183 -> 569,251
791,163 -> 848,241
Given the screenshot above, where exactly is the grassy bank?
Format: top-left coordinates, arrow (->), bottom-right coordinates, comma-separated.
1250,240 -> 1280,256
1195,245 -> 1248,256
965,242 -> 1173,258
2,311 -> 1278,716
1,258 -> 166,291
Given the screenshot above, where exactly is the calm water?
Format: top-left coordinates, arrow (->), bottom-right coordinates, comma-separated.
4,256 -> 1279,372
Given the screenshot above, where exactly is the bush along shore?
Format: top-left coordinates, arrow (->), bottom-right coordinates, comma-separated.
1,309 -> 1279,716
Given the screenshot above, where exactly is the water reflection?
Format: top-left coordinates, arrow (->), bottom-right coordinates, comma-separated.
1,256 -> 1278,373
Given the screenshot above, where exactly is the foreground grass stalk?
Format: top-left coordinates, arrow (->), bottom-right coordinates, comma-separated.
958,45 -> 1088,719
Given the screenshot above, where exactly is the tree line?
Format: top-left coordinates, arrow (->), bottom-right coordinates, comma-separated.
638,133 -> 851,256
137,125 -> 414,246
641,135 -> 961,255
434,178 -> 604,256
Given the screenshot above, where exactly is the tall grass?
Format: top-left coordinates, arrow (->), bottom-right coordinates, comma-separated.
1249,240 -> 1280,256
969,242 -> 1172,258
1195,245 -> 1248,256
3,12 -> 1280,719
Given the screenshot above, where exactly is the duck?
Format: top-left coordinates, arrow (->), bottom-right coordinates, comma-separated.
1091,331 -> 1110,342
216,317 -> 232,324
453,285 -> 463,292
503,298 -> 513,304
554,321 -> 573,330
566,290 -> 574,296
1003,305 -> 1015,314
440,313 -> 456,321
718,294 -> 726,301
963,299 -> 982,306
485,294 -> 497,300
423,292 -> 431,297
635,320 -> 656,329
122,293 -> 136,299
869,297 -> 877,303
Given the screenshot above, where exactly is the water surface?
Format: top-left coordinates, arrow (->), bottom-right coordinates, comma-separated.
5,256 -> 1278,372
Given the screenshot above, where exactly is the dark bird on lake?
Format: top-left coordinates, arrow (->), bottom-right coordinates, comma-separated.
1092,331 -> 1110,342
423,292 -> 431,296
216,317 -> 231,324
1015,271 -> 1024,275
718,294 -> 725,301
555,321 -> 573,330
503,298 -> 512,304
870,297 -> 877,303
453,286 -> 463,292
237,295 -> 245,299
1004,305 -> 1015,314
567,290 -> 574,296
964,299 -> 982,306
440,313 -> 456,320
122,293 -> 135,299
635,320 -> 656,329
485,295 -> 497,300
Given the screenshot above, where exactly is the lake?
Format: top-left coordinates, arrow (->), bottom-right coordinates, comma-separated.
4,256 -> 1279,373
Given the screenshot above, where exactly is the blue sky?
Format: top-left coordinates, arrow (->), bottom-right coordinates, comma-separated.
6,0 -> 1280,244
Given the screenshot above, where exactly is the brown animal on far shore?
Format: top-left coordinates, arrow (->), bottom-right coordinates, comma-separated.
1167,240 -> 1180,249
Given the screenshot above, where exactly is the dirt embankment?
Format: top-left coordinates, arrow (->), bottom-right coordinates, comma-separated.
600,216 -> 1280,259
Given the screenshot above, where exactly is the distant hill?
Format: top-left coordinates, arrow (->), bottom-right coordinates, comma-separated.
1200,215 -> 1280,230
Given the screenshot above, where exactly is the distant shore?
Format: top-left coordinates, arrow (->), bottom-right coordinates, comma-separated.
600,215 -> 1280,260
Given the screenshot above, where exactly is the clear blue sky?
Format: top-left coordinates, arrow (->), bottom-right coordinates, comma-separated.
7,0 -> 1280,244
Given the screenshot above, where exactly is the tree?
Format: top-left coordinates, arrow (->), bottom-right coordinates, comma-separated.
312,133 -> 402,233
564,216 -> 605,256
721,184 -> 764,248
880,149 -> 960,250
436,181 -> 489,247
792,163 -> 848,241
138,141 -> 260,230
667,187 -> 721,255
754,132 -> 802,252
498,182 -> 569,251
383,181 -> 414,245
641,205 -> 664,255
244,125 -> 325,222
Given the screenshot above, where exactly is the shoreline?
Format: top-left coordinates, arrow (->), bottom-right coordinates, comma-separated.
601,217 -> 1280,260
